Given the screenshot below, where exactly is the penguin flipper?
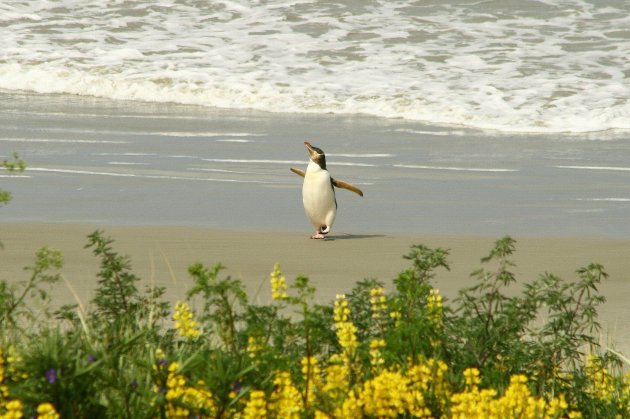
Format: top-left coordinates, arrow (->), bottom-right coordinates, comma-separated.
290,167 -> 306,178
332,178 -> 364,197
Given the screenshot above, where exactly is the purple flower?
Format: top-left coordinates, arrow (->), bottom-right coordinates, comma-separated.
45,368 -> 57,384
87,355 -> 96,363
232,381 -> 242,395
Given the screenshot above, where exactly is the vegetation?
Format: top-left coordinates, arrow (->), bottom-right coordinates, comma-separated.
1,231 -> 629,418
0,153 -> 26,208
1,153 -> 26,252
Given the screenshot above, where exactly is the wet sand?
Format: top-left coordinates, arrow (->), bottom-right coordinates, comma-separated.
2,222 -> 629,353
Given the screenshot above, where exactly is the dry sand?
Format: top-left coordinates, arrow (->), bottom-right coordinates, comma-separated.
2,222 -> 630,353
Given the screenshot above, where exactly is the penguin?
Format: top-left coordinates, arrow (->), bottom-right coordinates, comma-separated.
291,141 -> 363,239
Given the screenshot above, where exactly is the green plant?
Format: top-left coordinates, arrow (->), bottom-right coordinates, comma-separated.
187,263 -> 248,351
0,152 -> 26,208
1,233 -> 627,418
1,153 -> 26,251
449,237 -> 610,398
0,247 -> 63,340
85,230 -> 170,331
378,245 -> 450,368
450,237 -> 535,383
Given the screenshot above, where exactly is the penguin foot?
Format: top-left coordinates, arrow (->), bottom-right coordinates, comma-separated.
311,232 -> 327,239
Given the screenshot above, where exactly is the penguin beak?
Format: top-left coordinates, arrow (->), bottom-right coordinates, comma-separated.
304,141 -> 318,161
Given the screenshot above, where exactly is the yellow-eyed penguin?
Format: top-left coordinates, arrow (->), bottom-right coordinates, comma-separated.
291,141 -> 363,239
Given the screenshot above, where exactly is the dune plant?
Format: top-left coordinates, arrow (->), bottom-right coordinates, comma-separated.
1,232 -> 629,418
0,247 -> 63,342
0,153 -> 26,208
1,153 -> 26,251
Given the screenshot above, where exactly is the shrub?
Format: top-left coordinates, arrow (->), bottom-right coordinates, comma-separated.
1,233 -> 628,418
0,153 -> 26,208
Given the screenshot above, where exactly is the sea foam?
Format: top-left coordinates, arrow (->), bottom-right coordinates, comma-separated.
1,1 -> 629,134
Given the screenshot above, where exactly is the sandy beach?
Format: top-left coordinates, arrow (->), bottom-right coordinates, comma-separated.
2,222 -> 629,353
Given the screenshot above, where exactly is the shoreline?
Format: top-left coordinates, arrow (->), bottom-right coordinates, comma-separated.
2,222 -> 629,353
4,90 -> 630,239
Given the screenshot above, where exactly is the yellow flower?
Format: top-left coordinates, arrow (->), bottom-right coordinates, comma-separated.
407,358 -> 450,411
180,387 -> 215,414
360,370 -> 422,417
426,288 -> 443,328
270,263 -> 288,301
335,322 -> 358,355
369,287 -> 388,320
389,310 -> 402,327
463,368 -> 481,389
155,348 -> 166,360
545,394 -> 569,418
493,374 -> 532,418
451,372 -> 572,419
408,362 -> 432,394
302,356 -> 321,403
164,362 -> 216,418
172,301 -> 200,340
3,347 -> 27,383
450,386 -> 497,418
269,371 -> 302,418
2,399 -> 23,419
36,403 -> 60,419
369,339 -> 386,372
247,336 -> 265,358
584,354 -> 613,400
333,294 -> 350,323
0,349 -> 8,400
166,363 -> 186,403
322,354 -> 350,400
335,389 -> 361,418
333,294 -> 358,357
243,390 -> 267,419
314,410 -> 332,419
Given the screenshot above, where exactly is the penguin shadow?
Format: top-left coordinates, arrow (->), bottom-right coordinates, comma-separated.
325,233 -> 385,241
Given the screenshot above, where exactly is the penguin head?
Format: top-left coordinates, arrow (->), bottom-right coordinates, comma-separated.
304,141 -> 326,170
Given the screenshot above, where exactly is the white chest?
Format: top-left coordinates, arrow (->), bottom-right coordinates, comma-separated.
302,162 -> 336,216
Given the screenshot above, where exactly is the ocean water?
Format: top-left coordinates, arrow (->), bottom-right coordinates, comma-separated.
2,1 -> 630,238
1,0 -> 629,134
